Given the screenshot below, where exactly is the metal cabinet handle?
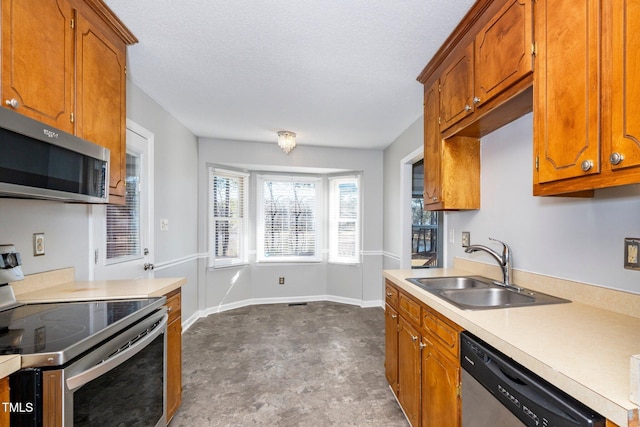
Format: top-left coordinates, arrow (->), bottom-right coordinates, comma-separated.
419,342 -> 427,350
5,98 -> 19,108
609,152 -> 624,165
143,263 -> 155,271
473,96 -> 481,104
411,335 -> 418,342
386,292 -> 393,297
391,314 -> 397,319
464,104 -> 472,112
580,160 -> 594,172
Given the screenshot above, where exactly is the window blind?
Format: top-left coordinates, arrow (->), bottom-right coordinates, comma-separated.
257,175 -> 321,262
328,175 -> 360,264
209,168 -> 248,267
106,153 -> 141,261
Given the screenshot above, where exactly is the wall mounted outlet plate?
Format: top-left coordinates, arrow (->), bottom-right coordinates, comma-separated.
624,238 -> 640,270
33,233 -> 45,256
462,231 -> 470,248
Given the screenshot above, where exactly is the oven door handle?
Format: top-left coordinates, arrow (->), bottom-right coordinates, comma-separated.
66,312 -> 168,392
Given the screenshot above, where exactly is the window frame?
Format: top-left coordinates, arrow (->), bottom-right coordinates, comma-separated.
208,167 -> 249,268
328,174 -> 361,264
256,174 -> 323,263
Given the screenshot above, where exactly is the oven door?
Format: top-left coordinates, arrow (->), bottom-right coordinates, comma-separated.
59,309 -> 168,426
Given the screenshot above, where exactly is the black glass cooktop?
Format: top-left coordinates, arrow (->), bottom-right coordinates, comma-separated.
0,298 -> 165,367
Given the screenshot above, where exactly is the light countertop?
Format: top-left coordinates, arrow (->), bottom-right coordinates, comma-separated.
16,277 -> 185,303
383,268 -> 640,427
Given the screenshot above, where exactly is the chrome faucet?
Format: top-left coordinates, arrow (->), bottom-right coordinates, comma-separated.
464,238 -> 519,290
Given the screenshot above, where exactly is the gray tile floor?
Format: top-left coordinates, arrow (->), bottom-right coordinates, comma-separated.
170,301 -> 408,426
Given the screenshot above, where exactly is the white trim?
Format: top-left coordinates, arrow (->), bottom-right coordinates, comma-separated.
126,119 -> 155,270
362,250 -> 384,257
383,251 -> 401,261
153,253 -> 200,271
400,146 -> 424,270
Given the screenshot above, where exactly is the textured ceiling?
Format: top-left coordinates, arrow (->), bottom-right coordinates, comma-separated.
104,0 -> 475,150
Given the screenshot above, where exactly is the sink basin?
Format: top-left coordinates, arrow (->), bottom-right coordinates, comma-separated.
407,276 -> 493,290
440,288 -> 535,309
405,276 -> 570,310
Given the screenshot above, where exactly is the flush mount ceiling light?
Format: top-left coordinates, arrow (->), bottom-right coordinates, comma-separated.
277,130 -> 296,155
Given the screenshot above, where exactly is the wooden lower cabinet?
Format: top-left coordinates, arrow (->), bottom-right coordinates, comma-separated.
384,281 -> 461,427
384,304 -> 399,393
398,316 -> 422,427
165,288 -> 183,423
0,376 -> 9,426
421,334 -> 461,427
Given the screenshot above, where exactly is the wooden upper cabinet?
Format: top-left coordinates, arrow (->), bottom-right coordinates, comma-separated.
609,0 -> 640,171
533,0 -> 601,184
424,81 -> 441,206
1,0 -> 75,133
75,6 -> 128,202
440,43 -> 474,131
474,0 -> 533,107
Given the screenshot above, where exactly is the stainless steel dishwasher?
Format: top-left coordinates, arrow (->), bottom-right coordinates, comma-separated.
460,332 -> 605,427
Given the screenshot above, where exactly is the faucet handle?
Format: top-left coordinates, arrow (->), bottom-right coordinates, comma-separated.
488,237 -> 511,258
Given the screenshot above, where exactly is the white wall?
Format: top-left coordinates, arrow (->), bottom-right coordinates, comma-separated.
447,113 -> 640,294
197,138 -> 384,310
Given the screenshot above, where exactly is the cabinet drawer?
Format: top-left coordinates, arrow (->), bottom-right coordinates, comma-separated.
165,289 -> 182,323
422,307 -> 460,358
385,281 -> 399,308
398,293 -> 421,326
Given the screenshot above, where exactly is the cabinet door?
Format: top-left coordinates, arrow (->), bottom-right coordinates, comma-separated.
534,0 -> 601,183
1,0 -> 74,133
0,377 -> 8,427
398,317 -> 421,427
75,9 -> 128,203
421,335 -> 460,427
166,315 -> 182,422
440,43 -> 474,131
609,0 -> 640,170
475,0 -> 533,106
384,304 -> 399,394
424,80 -> 442,206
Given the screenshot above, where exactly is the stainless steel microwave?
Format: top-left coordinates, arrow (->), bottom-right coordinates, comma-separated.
0,107 -> 109,203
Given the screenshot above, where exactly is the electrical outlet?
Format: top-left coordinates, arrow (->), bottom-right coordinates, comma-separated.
160,219 -> 169,231
33,233 -> 45,256
448,228 -> 455,244
461,231 -> 470,248
624,238 -> 640,270
279,277 -> 285,285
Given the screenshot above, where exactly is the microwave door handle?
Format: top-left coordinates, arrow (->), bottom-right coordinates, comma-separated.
66,313 -> 168,392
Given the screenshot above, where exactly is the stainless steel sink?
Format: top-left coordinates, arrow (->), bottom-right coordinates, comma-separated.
406,276 -> 570,310
407,276 -> 493,290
